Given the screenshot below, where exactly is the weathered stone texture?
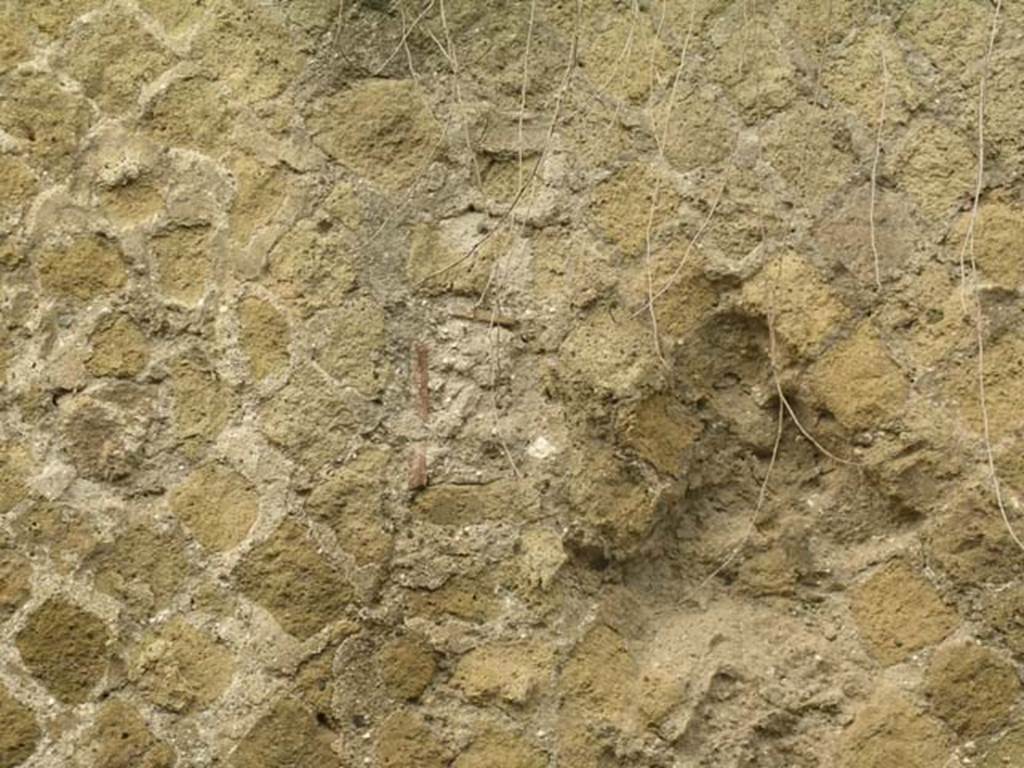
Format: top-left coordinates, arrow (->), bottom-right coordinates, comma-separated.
2,2 -> 1024,766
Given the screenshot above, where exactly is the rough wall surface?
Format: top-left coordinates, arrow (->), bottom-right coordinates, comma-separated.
2,0 -> 1024,765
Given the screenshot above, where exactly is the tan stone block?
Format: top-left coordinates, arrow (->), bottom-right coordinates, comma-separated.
0,156 -> 37,213
0,687 -> 40,768
238,296 -> 290,381
0,548 -> 31,622
57,9 -> 174,113
894,120 -> 974,220
170,464 -> 258,552
568,447 -> 656,554
21,0 -> 102,36
742,253 -> 850,356
924,642 -> 1021,737
408,569 -> 505,624
926,503 -> 1024,587
0,72 -> 92,175
130,617 -> 235,713
559,625 -> 637,719
89,524 -> 191,618
452,641 -> 553,705
806,323 -> 908,430
0,446 -> 32,515
235,520 -> 353,639
62,401 -> 138,482
709,12 -> 798,120
374,711 -> 447,768
897,0 -> 991,84
227,154 -> 292,249
821,29 -> 924,125
267,221 -> 358,310
258,363 -> 377,468
86,315 -> 149,379
589,163 -> 680,256
16,598 -> 111,704
229,697 -> 341,768
35,235 -> 127,301
0,9 -> 31,73
193,0 -> 305,103
617,393 -> 701,476
559,312 -> 660,400
762,103 -> 856,207
412,480 -> 538,526
78,700 -> 174,768
405,222 -> 497,298
836,686 -> 949,768
981,582 -> 1024,657
578,14 -> 669,103
376,634 -> 437,701
849,560 -> 958,664
981,725 -> 1024,768
308,80 -> 442,191
306,450 -> 392,566
946,333 -> 1024,441
150,226 -> 214,305
953,200 -> 1024,291
143,76 -> 233,153
310,298 -> 388,396
453,728 -> 547,768
170,349 -> 233,452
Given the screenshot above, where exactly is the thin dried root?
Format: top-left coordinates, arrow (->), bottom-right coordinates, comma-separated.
361,113 -> 454,253
374,0 -> 436,77
633,171 -> 728,318
637,2 -> 698,362
698,397 -> 785,590
964,0 -> 1024,553
869,46 -> 889,290
643,186 -> 668,368
596,0 -> 642,99
764,258 -> 862,467
438,0 -> 482,188
416,0 -> 582,288
518,0 -> 538,193
958,0 -> 1000,306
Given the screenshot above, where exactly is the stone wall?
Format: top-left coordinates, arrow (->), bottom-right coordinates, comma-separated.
2,0 -> 1024,766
